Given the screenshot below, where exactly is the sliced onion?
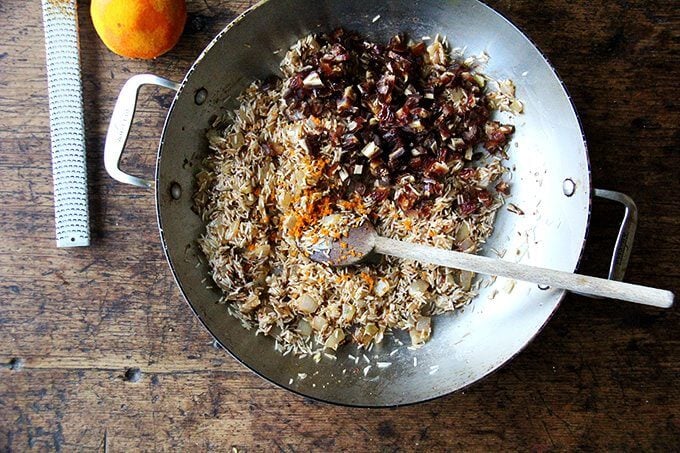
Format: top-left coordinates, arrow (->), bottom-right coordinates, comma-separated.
459,237 -> 475,252
297,294 -> 318,314
459,271 -> 474,291
415,316 -> 431,332
311,315 -> 328,332
278,191 -> 292,209
408,279 -> 429,297
252,243 -> 271,258
283,213 -> 298,231
297,319 -> 312,337
240,294 -> 261,314
320,213 -> 343,227
341,304 -> 356,323
472,73 -> 486,88
374,278 -> 390,297
324,328 -> 345,351
364,323 -> 379,338
499,79 -> 515,96
510,99 -> 524,114
409,328 -> 425,346
409,316 -> 432,346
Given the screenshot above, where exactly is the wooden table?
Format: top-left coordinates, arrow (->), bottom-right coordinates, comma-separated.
1,0 -> 678,450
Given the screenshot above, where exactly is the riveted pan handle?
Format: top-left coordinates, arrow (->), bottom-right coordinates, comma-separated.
104,74 -> 180,188
594,189 -> 637,282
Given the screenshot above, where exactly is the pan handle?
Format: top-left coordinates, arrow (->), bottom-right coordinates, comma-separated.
593,189 -> 638,282
104,74 -> 180,188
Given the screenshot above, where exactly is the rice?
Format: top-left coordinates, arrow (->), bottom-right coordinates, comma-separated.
194,29 -> 518,356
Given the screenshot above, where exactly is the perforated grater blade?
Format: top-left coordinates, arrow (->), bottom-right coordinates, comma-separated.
41,0 -> 90,247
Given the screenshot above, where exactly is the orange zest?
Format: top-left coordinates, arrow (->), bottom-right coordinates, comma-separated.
359,272 -> 375,292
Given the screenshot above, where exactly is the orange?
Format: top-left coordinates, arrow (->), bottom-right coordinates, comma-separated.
91,0 -> 187,59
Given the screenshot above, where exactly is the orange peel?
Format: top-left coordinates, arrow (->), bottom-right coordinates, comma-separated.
91,0 -> 187,59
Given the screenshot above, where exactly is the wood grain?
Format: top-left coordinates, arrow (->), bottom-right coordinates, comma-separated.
1,0 -> 678,450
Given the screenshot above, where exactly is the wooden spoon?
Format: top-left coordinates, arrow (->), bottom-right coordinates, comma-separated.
307,220 -> 674,309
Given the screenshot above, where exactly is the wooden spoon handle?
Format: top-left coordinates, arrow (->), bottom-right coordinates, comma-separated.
374,236 -> 674,308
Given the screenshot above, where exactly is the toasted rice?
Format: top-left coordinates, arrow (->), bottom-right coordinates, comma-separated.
195,32 -> 517,357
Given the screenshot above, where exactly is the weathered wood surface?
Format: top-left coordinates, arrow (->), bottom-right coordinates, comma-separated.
0,0 -> 678,450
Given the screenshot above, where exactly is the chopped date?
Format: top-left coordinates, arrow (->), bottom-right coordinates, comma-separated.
304,133 -> 323,156
378,104 -> 395,124
341,133 -> 362,151
476,188 -> 493,207
458,167 -> 477,181
410,41 -> 427,56
438,124 -> 452,140
347,180 -> 367,197
388,147 -> 406,162
282,28 -> 515,211
423,160 -> 449,178
396,188 -> 418,211
288,72 -> 305,91
423,180 -> 443,198
458,199 -> 479,216
409,156 -> 424,171
377,74 -> 395,96
435,145 -> 448,161
337,86 -> 356,112
369,185 -> 390,203
462,124 -> 478,142
495,180 -> 510,195
329,124 -> 346,145
388,34 -> 408,53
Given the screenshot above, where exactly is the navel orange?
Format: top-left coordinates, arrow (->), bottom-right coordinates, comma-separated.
91,0 -> 187,59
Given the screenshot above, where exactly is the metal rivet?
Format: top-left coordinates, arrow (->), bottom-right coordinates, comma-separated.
562,178 -> 576,197
170,182 -> 182,200
538,284 -> 550,291
194,88 -> 207,105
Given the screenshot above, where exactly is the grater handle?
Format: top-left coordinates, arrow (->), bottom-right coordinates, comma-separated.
104,74 -> 180,188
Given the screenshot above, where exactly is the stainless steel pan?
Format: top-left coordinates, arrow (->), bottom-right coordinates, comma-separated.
104,0 -> 642,406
